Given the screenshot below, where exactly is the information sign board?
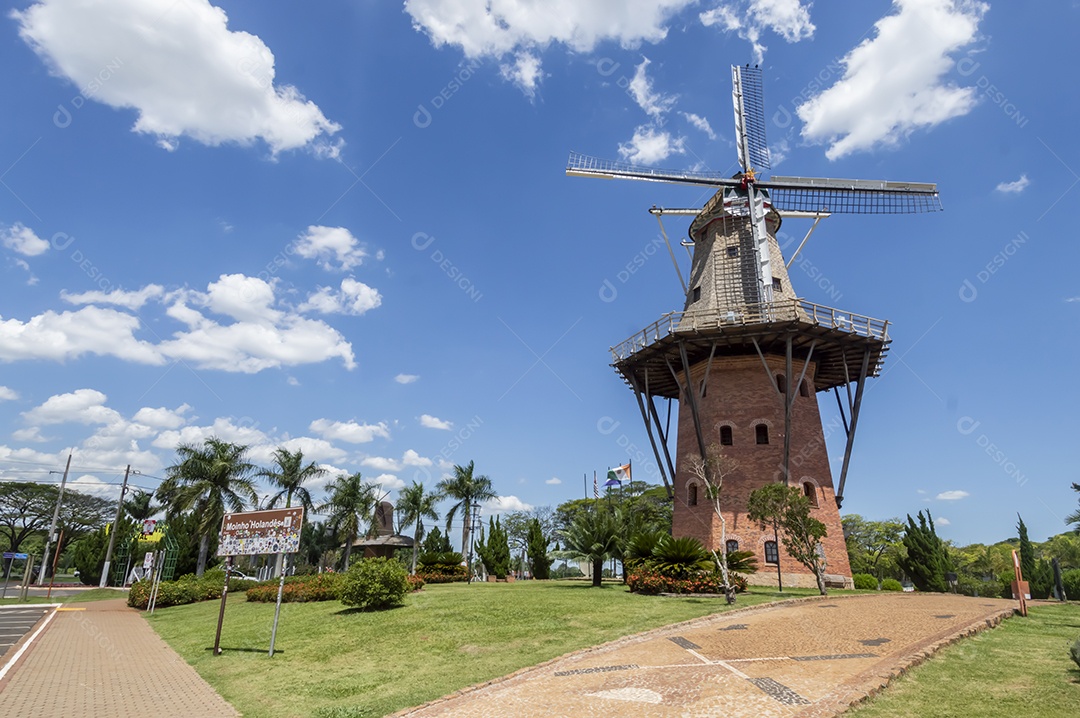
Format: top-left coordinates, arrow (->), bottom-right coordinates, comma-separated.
217,507 -> 304,556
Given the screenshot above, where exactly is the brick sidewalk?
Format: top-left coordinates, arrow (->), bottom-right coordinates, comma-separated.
393,593 -> 1016,718
0,599 -> 238,718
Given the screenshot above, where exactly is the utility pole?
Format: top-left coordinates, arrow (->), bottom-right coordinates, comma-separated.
100,465 -> 131,588
466,502 -> 479,584
38,453 -> 72,585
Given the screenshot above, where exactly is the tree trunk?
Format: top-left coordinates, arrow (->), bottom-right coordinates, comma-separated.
461,505 -> 470,557
592,557 -> 603,587
411,523 -> 420,574
196,533 -> 210,577
815,564 -> 828,595
342,534 -> 354,571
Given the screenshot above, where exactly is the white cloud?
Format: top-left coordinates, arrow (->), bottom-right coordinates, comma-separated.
23,389 -> 122,426
682,112 -> 716,140
12,258 -> 38,286
618,125 -> 685,165
259,436 -> 346,465
545,477 -> 562,485
936,516 -> 951,526
131,404 -> 191,430
309,418 -> 390,444
300,279 -> 382,316
0,306 -> 163,365
361,449 -> 432,473
1,222 -> 50,257
12,427 -> 47,442
294,226 -> 367,271
13,0 -> 340,156
995,174 -> 1030,194
419,414 -> 452,431
199,273 -> 281,324
628,57 -> 676,119
484,495 -> 533,513
405,0 -> 694,93
936,490 -> 970,501
499,51 -> 544,98
701,0 -> 815,63
395,374 -> 420,384
152,416 -> 269,451
797,0 -> 988,160
0,386 -> 18,402
1066,297 -> 1080,303
372,473 -> 405,491
61,285 -> 165,310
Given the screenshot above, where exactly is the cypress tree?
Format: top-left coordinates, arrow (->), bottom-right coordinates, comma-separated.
899,510 -> 949,592
526,518 -> 552,580
1017,514 -> 1036,580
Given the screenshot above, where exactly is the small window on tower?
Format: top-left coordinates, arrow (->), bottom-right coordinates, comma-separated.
726,246 -> 739,258
764,541 -> 779,564
720,425 -> 733,446
800,379 -> 810,397
756,424 -> 769,445
775,374 -> 787,394
803,481 -> 818,507
726,539 -> 739,554
688,483 -> 698,507
692,286 -> 701,303
772,277 -> 783,292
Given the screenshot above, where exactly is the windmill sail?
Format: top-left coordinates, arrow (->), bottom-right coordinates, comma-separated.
732,65 -> 770,171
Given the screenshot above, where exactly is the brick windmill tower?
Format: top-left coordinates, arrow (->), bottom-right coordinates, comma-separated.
567,66 -> 941,588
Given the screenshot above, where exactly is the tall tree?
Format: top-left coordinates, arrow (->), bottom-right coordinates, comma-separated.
260,447 -> 326,512
435,461 -> 497,554
748,483 -> 830,595
526,517 -> 552,579
898,511 -> 950,592
559,508 -> 618,587
397,481 -> 440,573
842,514 -> 905,579
156,437 -> 258,576
475,516 -> 511,579
1017,514 -> 1036,580
1067,483 -> 1080,532
421,527 -> 452,554
320,472 -> 379,570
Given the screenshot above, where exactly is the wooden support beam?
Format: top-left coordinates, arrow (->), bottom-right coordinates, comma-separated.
627,372 -> 673,498
835,347 -> 873,507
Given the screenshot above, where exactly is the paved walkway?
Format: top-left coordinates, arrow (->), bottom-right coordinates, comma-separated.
395,593 -> 1015,718
0,599 -> 237,718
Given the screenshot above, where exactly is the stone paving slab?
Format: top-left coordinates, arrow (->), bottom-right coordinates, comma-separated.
0,599 -> 238,718
393,593 -> 1015,718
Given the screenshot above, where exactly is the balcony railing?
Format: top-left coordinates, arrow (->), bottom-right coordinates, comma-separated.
610,299 -> 890,361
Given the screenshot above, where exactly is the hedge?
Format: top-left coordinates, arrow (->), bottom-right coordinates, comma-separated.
127,570 -> 257,610
245,572 -> 345,603
627,567 -> 748,595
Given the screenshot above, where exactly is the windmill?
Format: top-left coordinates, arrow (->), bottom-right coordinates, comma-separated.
567,65 -> 941,589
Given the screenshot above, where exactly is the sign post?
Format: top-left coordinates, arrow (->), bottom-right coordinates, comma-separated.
213,507 -> 304,657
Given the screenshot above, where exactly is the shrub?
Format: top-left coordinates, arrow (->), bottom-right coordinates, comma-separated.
416,551 -> 467,583
853,573 -> 878,590
1062,569 -> 1080,601
650,536 -> 713,579
245,572 -> 344,603
406,574 -> 425,592
627,566 -> 747,595
956,577 -> 1003,598
881,578 -> 903,592
339,558 -> 409,610
1070,637 -> 1080,670
127,570 -> 257,610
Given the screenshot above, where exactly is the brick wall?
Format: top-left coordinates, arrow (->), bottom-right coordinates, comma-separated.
672,353 -> 853,585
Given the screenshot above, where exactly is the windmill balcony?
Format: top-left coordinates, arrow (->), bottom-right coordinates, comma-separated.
610,298 -> 889,363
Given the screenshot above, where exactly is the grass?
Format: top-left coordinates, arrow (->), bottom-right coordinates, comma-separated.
146,580 -> 818,718
849,603 -> 1080,717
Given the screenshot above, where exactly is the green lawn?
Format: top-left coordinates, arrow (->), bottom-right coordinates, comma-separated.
0,587 -> 127,605
849,603 -> 1080,717
145,580 -> 816,718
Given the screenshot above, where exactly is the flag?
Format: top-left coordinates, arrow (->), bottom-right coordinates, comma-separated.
593,472 -> 599,499
606,463 -> 631,484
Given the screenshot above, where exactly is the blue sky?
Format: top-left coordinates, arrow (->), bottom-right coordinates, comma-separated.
0,0 -> 1076,547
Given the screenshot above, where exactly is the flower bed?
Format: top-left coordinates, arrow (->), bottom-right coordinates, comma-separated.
245,572 -> 345,603
127,570 -> 258,610
627,567 -> 748,596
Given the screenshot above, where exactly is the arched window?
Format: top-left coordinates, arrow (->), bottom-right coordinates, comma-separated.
775,374 -> 787,394
800,379 -> 810,397
726,539 -> 739,554
755,424 -> 769,445
688,483 -> 698,507
764,541 -> 779,564
803,481 -> 818,507
720,425 -> 733,446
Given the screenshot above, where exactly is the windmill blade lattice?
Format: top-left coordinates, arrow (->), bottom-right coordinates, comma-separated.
732,65 -> 770,171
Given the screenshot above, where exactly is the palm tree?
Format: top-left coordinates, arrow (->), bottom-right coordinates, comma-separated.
157,437 -> 258,576
560,508 -> 619,587
123,490 -> 158,523
435,461 -> 497,555
319,472 -> 379,570
397,481 -> 440,573
258,447 -> 327,576
259,447 -> 326,512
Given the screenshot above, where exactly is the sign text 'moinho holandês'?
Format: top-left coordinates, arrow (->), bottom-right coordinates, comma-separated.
217,507 -> 303,557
